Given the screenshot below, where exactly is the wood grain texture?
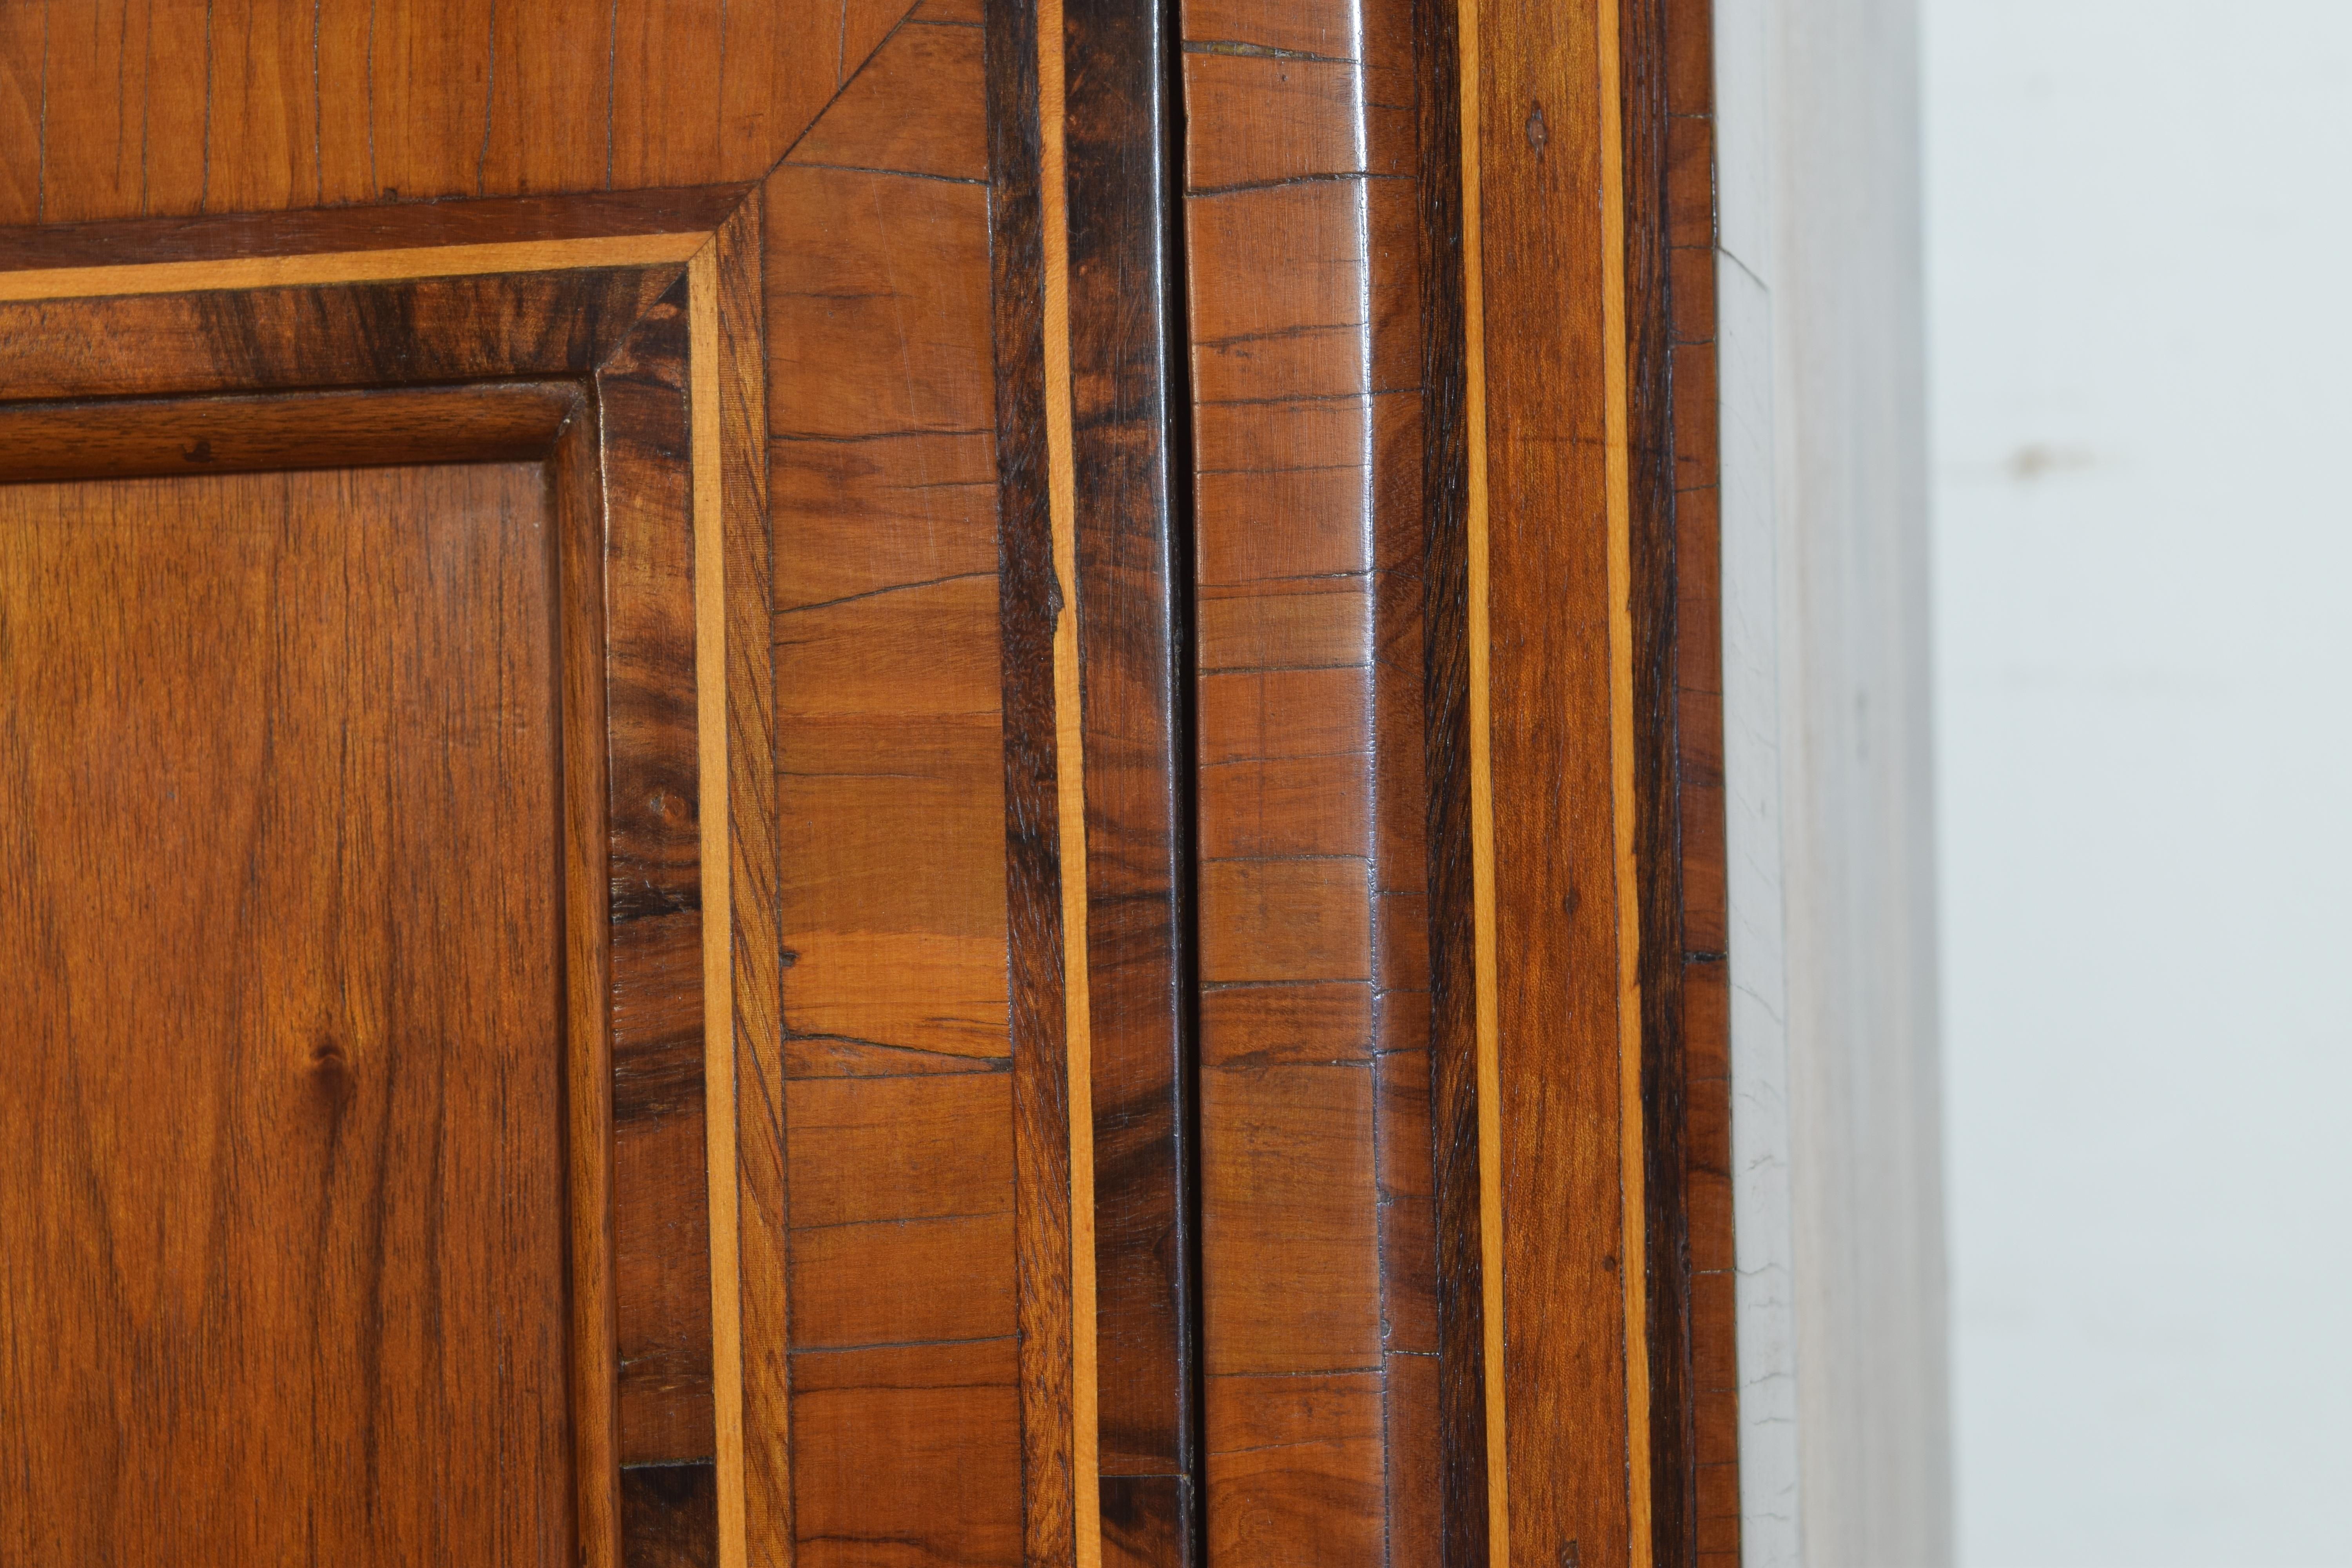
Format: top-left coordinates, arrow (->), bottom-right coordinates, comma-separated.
554,408 -> 626,1565
0,233 -> 708,303
1427,0 -> 1738,1559
0,2 -> 842,223
1414,0 -> 1495,1559
2,2 -> 1742,1562
0,266 -> 684,402
0,220 -> 806,1563
1654,0 -> 1740,1559
621,1464 -> 723,1568
707,198 -> 792,1568
791,17 -> 989,183
0,186 -> 749,274
0,383 -> 578,484
599,278 -> 719,1470
1440,0 -> 1752,1561
1060,5 -> 1201,1557
7,13 -> 1044,1556
792,1338 -> 1024,1568
1622,0 -> 1701,1563
1477,0 -> 1644,1551
986,0 -> 1085,1559
1180,0 -> 1443,1560
764,17 -> 1027,1561
0,463 -> 575,1564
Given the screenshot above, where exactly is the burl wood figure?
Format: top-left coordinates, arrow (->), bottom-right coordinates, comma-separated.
0,0 -> 1735,1565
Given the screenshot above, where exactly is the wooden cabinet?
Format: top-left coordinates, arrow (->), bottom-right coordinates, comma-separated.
0,2 -> 1736,1565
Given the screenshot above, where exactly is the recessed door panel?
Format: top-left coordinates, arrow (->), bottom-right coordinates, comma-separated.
0,464 -> 574,1566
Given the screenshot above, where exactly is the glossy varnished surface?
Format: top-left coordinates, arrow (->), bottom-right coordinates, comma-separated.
0,0 -> 1741,1561
766,9 -> 1032,1565
706,196 -> 789,1568
0,465 -> 573,1564
599,279 -> 718,1469
1178,0 -> 1445,1563
0,267 -> 685,403
1060,0 -> 1201,1559
2,2 -> 1028,1563
0,385 -> 576,485
1468,0 -> 1646,1559
0,187 -> 747,274
0,225 -> 781,1565
985,0 -> 1085,1558
0,4 -> 840,222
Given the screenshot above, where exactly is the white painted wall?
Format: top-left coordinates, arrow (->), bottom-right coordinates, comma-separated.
1715,2 -> 1951,1562
1924,5 -> 2352,1564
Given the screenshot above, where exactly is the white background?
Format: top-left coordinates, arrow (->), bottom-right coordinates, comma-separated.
1923,2 -> 2352,1563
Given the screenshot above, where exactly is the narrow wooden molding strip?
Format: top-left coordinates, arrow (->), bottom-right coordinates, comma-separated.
1056,0 -> 1200,1552
1039,0 -> 1104,1559
706,194 -> 788,1568
0,232 -> 711,302
0,383 -> 578,484
0,268 -> 683,404
1597,0 -> 1657,1557
1462,0 -> 1665,1559
1455,0 -> 1511,1561
690,242 -> 750,1568
986,1 -> 1088,1559
1645,0 -> 1747,1555
555,401 -> 622,1568
1178,1 -> 1446,1557
0,187 -> 753,275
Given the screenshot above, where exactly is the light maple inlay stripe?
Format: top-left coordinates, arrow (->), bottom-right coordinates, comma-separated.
1596,0 -> 1655,1557
690,241 -> 750,1568
1039,2 -> 1103,1561
1456,0 -> 1511,1562
0,232 -> 708,302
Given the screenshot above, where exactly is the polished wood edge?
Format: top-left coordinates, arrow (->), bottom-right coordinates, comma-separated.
1597,0 -> 1659,1552
1042,0 -> 1105,1560
1452,0 -> 1512,1559
597,275 -> 722,1479
1450,0 -> 1735,1557
1418,0 -> 1493,1559
1060,0 -> 1203,1536
1179,0 -> 1443,1557
1635,0 -> 1740,1557
710,200 -> 789,1568
1620,0 -> 1694,1559
689,239 -> 748,1568
0,232 -> 713,303
0,266 -> 688,405
0,185 -> 754,276
987,0 -> 1088,1561
557,406 -> 624,1568
0,382 -> 581,485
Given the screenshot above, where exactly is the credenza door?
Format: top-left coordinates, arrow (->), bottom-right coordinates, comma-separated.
0,3 -> 1737,1565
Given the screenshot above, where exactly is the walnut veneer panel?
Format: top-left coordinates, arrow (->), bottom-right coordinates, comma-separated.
0,0 -> 919,224
0,464 -> 573,1564
3,2 -> 1051,1564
